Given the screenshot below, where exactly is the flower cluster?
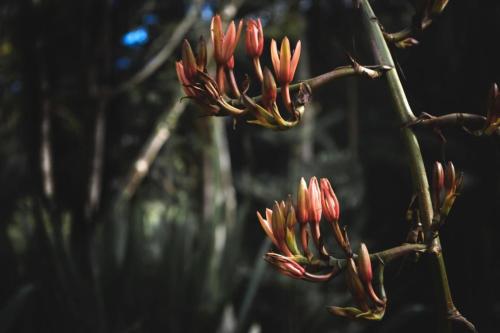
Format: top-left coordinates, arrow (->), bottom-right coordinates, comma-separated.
176,15 -> 307,130
257,177 -> 387,320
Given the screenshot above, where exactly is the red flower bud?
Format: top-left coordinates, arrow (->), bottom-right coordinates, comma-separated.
307,177 -> 322,224
245,18 -> 264,58
181,39 -> 198,80
432,161 -> 444,211
211,15 -> 243,67
358,243 -> 385,306
320,178 -> 340,223
264,253 -> 305,279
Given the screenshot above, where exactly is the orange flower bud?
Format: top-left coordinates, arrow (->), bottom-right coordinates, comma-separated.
245,18 -> 264,58
210,15 -> 243,67
358,243 -> 372,284
297,177 -> 309,224
320,178 -> 340,223
307,177 -> 322,224
270,37 -> 301,84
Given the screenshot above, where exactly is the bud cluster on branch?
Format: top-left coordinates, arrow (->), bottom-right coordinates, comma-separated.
176,14 -> 389,130
175,15 -> 306,130
257,178 -> 389,320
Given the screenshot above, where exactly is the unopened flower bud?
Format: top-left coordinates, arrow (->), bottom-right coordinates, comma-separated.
444,161 -> 456,194
297,177 -> 309,224
196,36 -> 207,72
272,201 -> 292,256
245,18 -> 264,58
358,243 -> 385,306
285,204 -> 301,255
432,161 -> 444,211
262,67 -> 277,109
358,243 -> 372,284
345,258 -> 369,311
257,208 -> 278,247
308,177 -> 322,224
320,178 -> 340,223
181,39 -> 198,80
270,37 -> 301,84
265,253 -> 305,279
211,15 -> 243,67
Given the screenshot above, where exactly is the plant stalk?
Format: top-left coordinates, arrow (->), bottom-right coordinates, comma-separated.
359,0 -> 460,331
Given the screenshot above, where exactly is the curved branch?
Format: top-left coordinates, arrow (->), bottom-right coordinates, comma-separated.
114,0 -> 203,94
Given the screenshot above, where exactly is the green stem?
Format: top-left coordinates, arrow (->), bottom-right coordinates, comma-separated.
359,0 -> 458,331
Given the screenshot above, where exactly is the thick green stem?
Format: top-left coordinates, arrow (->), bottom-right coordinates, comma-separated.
359,1 -> 458,331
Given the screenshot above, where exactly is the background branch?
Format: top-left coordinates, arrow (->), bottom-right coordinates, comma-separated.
114,0 -> 203,94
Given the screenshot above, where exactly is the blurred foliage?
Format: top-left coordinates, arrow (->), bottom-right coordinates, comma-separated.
0,0 -> 500,333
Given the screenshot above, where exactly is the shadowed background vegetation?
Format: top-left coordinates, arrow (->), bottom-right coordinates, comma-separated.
0,0 -> 499,332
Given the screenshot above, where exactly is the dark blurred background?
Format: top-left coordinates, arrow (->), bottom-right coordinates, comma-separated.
0,0 -> 499,332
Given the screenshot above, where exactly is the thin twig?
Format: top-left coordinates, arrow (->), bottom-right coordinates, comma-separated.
86,100 -> 107,218
122,94 -> 184,200
114,0 -> 203,94
40,82 -> 54,201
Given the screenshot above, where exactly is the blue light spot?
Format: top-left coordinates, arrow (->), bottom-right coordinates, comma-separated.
122,27 -> 149,47
115,57 -> 131,70
143,14 -> 159,25
201,3 -> 213,22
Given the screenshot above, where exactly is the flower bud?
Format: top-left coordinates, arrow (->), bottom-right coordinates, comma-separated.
432,161 -> 444,211
181,39 -> 198,80
444,161 -> 456,194
308,177 -> 322,224
211,15 -> 243,67
257,208 -> 278,248
320,178 -> 340,223
261,67 -> 277,109
196,36 -> 207,72
265,253 -> 305,279
297,177 -> 309,224
271,201 -> 292,256
270,37 -> 301,84
245,18 -> 264,58
285,204 -> 301,255
345,258 -> 369,311
358,243 -> 372,284
358,243 -> 385,306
